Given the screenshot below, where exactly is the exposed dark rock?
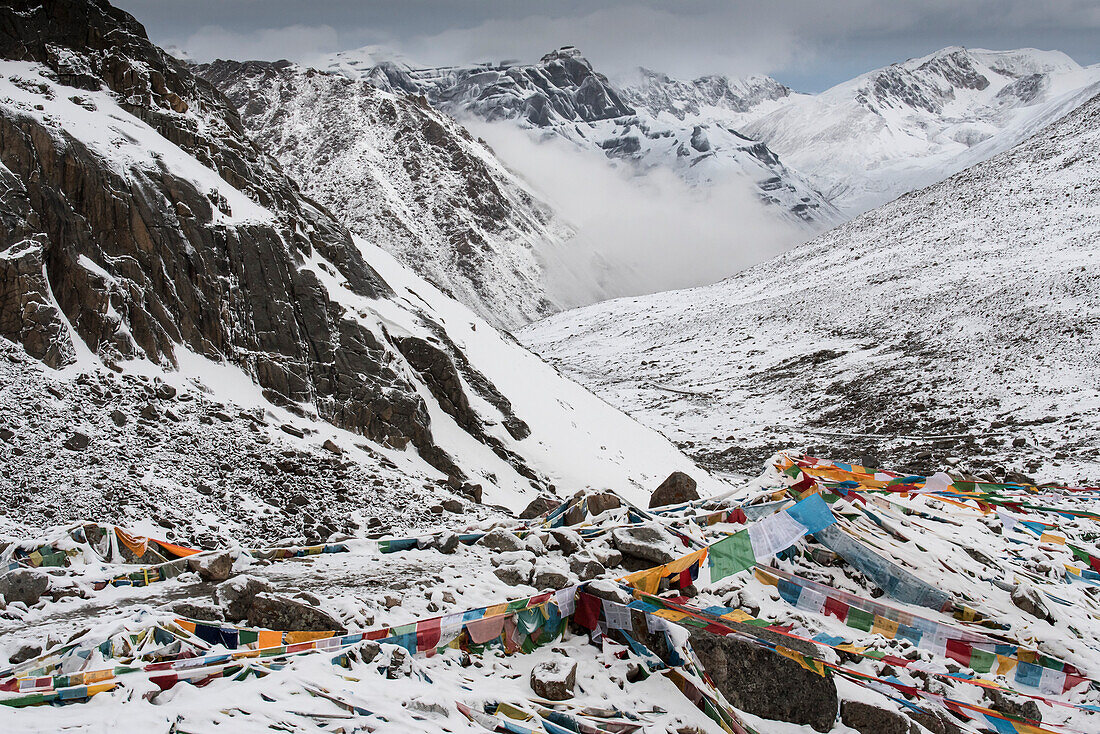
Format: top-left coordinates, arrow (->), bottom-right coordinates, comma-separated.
187,552 -> 233,582
689,628 -> 838,732
493,564 -> 531,587
246,592 -> 345,632
1011,583 -> 1053,623
840,700 -> 915,734
63,432 -> 90,450
519,495 -> 557,519
0,568 -> 50,606
649,471 -> 699,508
530,658 -> 577,700
586,492 -> 621,515
215,575 -> 273,621
8,643 -> 43,665
549,528 -> 583,556
984,688 -> 1042,724
167,600 -> 225,622
568,554 -> 605,581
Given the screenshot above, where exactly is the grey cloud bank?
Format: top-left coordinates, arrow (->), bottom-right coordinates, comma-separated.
116,0 -> 1100,92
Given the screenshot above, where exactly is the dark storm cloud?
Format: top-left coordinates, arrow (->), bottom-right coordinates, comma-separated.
115,0 -> 1100,90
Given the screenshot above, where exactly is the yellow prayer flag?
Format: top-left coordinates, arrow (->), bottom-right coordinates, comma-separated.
872,615 -> 899,639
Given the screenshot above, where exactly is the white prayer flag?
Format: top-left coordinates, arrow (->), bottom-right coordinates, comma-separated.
748,509 -> 807,560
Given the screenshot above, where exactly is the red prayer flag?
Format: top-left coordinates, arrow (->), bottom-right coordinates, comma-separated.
574,592 -> 601,630
416,617 -> 442,652
823,596 -> 849,621
945,639 -> 972,667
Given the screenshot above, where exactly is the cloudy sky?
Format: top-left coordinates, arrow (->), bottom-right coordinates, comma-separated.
117,0 -> 1099,91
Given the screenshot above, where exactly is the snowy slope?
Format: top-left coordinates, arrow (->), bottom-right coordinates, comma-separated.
197,60 -> 606,331
741,47 -> 1100,214
521,90 -> 1100,485
0,1 -> 723,525
320,46 -> 842,229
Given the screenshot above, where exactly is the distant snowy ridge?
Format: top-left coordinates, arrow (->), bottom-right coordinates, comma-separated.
318,46 -> 843,229
740,46 -> 1100,214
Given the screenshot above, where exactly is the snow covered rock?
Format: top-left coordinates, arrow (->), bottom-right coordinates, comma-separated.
611,525 -> 681,567
0,569 -> 49,606
530,658 -> 577,701
1011,583 -> 1053,623
478,528 -> 526,553
215,575 -> 273,621
187,553 -> 233,583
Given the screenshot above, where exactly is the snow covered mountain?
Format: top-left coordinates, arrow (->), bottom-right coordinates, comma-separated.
195,59 -> 605,332
521,88 -> 1100,486
0,0 -> 722,540
320,46 -> 842,228
740,46 -> 1100,214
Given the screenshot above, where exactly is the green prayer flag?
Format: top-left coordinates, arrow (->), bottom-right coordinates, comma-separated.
708,529 -> 756,582
970,647 -> 995,673
846,607 -> 874,632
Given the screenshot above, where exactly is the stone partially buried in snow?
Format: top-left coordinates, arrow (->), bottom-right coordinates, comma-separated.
0,568 -> 49,606
688,627 -> 837,732
648,471 -> 699,508
215,575 -> 273,621
840,700 -> 914,734
246,592 -> 346,633
611,524 -> 680,567
478,527 -> 526,552
187,552 -> 234,582
530,658 -> 577,700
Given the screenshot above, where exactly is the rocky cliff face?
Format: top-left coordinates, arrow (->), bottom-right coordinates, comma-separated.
0,0 -> 717,514
0,0 -> 459,471
196,59 -> 593,331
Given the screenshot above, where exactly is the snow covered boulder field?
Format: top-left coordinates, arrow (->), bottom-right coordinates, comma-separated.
2,0 -> 1100,732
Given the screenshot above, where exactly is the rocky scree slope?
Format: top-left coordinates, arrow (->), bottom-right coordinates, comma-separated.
521,90 -> 1100,485
741,46 -> 1100,214
0,0 -> 717,513
197,59 -> 595,332
323,46 -> 841,228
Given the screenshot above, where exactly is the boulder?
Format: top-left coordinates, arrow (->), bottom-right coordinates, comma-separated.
840,701 -> 914,734
246,593 -> 345,632
530,658 -> 577,701
430,531 -> 460,554
63,432 -> 90,451
9,643 -> 42,665
520,496 -> 558,519
532,560 -> 570,590
549,528 -> 583,556
569,554 -> 605,581
479,528 -> 526,553
688,627 -> 837,732
0,568 -> 49,606
586,492 -> 621,515
167,600 -> 224,622
493,563 -> 532,587
109,409 -> 128,427
611,525 -> 680,567
214,575 -> 273,620
985,688 -> 1042,724
187,552 -> 233,582
591,546 -> 622,568
1011,583 -> 1053,623
648,471 -> 699,508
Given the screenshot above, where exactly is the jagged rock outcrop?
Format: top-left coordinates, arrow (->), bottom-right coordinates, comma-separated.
197,59 -> 588,330
0,0 -> 457,468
